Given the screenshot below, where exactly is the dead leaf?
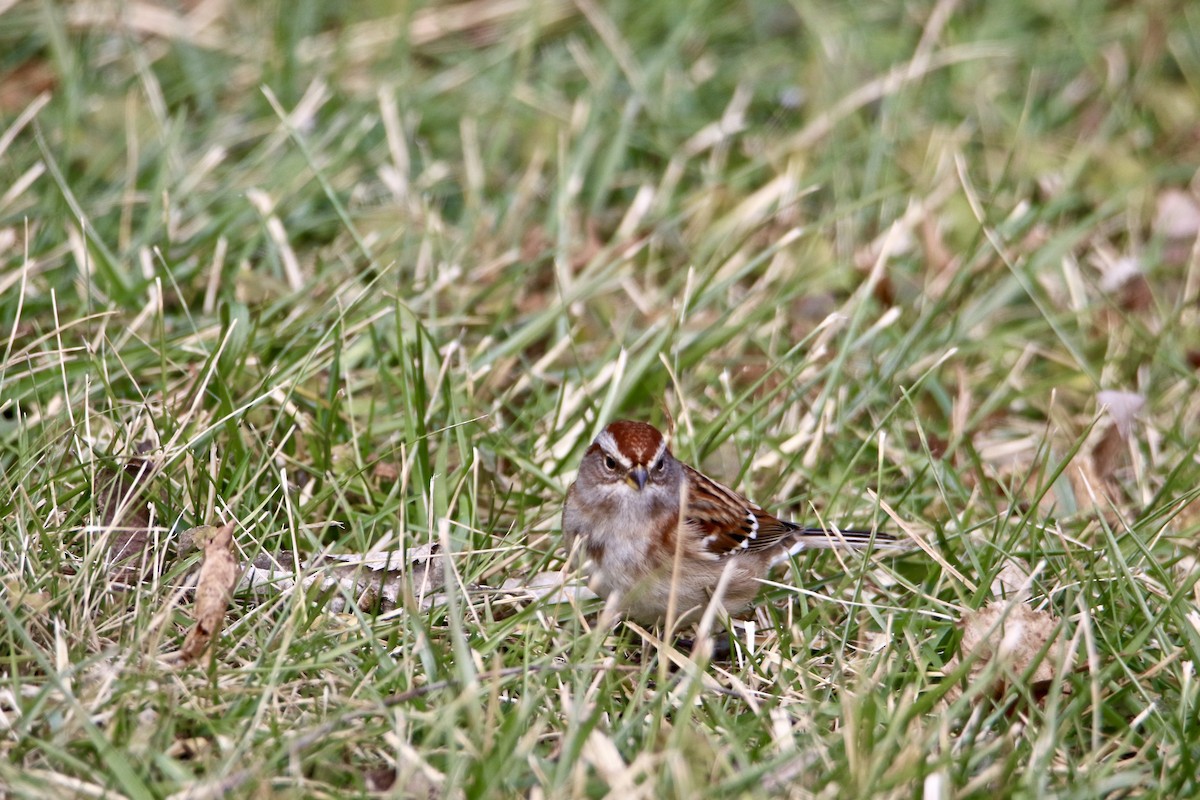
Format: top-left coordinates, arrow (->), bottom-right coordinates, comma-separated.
989,558 -> 1033,600
950,601 -> 1069,700
499,570 -> 592,604
318,545 -> 446,609
1061,391 -> 1145,515
1155,188 -> 1200,267
93,448 -> 158,584
372,458 -> 400,482
1154,188 -> 1200,241
1118,273 -> 1153,312
184,542 -> 591,622
1088,427 -> 1127,487
364,766 -> 397,792
1097,255 -> 1153,312
0,59 -> 57,113
2,578 -> 54,614
919,216 -> 954,276
1092,390 -> 1145,484
362,761 -> 441,798
174,522 -> 241,664
1097,390 -> 1144,438
238,543 -> 451,613
165,737 -> 212,761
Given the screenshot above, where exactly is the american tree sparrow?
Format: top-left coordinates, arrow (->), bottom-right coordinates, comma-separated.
563,420 -> 898,625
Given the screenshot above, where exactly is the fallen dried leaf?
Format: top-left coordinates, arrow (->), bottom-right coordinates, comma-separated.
2,578 -> 54,614
1155,188 -> 1200,267
920,216 -> 954,276
1097,390 -> 1144,438
372,459 -> 400,482
175,523 -> 241,664
1092,390 -> 1145,484
1154,188 -> 1200,241
0,59 -> 57,113
989,558 -> 1033,600
93,448 -> 158,585
319,545 -> 446,609
176,540 -> 592,622
1090,425 -> 1127,486
165,737 -> 212,761
239,543 -> 450,613
1097,255 -> 1153,312
950,601 -> 1069,701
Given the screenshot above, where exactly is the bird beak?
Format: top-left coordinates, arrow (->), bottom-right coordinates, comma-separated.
627,466 -> 648,491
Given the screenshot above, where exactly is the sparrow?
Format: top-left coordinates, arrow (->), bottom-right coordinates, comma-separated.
562,420 -> 897,625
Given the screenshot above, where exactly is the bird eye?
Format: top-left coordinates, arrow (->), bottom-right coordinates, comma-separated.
652,458 -> 665,473
603,455 -> 618,471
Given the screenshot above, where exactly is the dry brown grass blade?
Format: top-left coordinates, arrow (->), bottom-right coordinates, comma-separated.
865,488 -> 976,591
173,522 -> 241,665
297,0 -> 576,65
65,1 -> 230,52
776,42 -> 1008,156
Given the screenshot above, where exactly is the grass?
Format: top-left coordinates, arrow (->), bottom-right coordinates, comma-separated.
2,0 -> 1200,796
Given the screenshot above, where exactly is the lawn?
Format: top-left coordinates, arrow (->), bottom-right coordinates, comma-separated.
2,0 -> 1200,797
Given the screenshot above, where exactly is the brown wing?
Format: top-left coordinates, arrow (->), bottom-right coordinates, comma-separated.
681,465 -> 800,559
682,465 -> 899,559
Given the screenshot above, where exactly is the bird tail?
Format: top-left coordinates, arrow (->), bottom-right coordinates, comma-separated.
771,525 -> 903,566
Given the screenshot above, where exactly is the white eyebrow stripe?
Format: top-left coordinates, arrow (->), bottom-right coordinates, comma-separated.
595,430 -> 633,468
650,436 -> 668,465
